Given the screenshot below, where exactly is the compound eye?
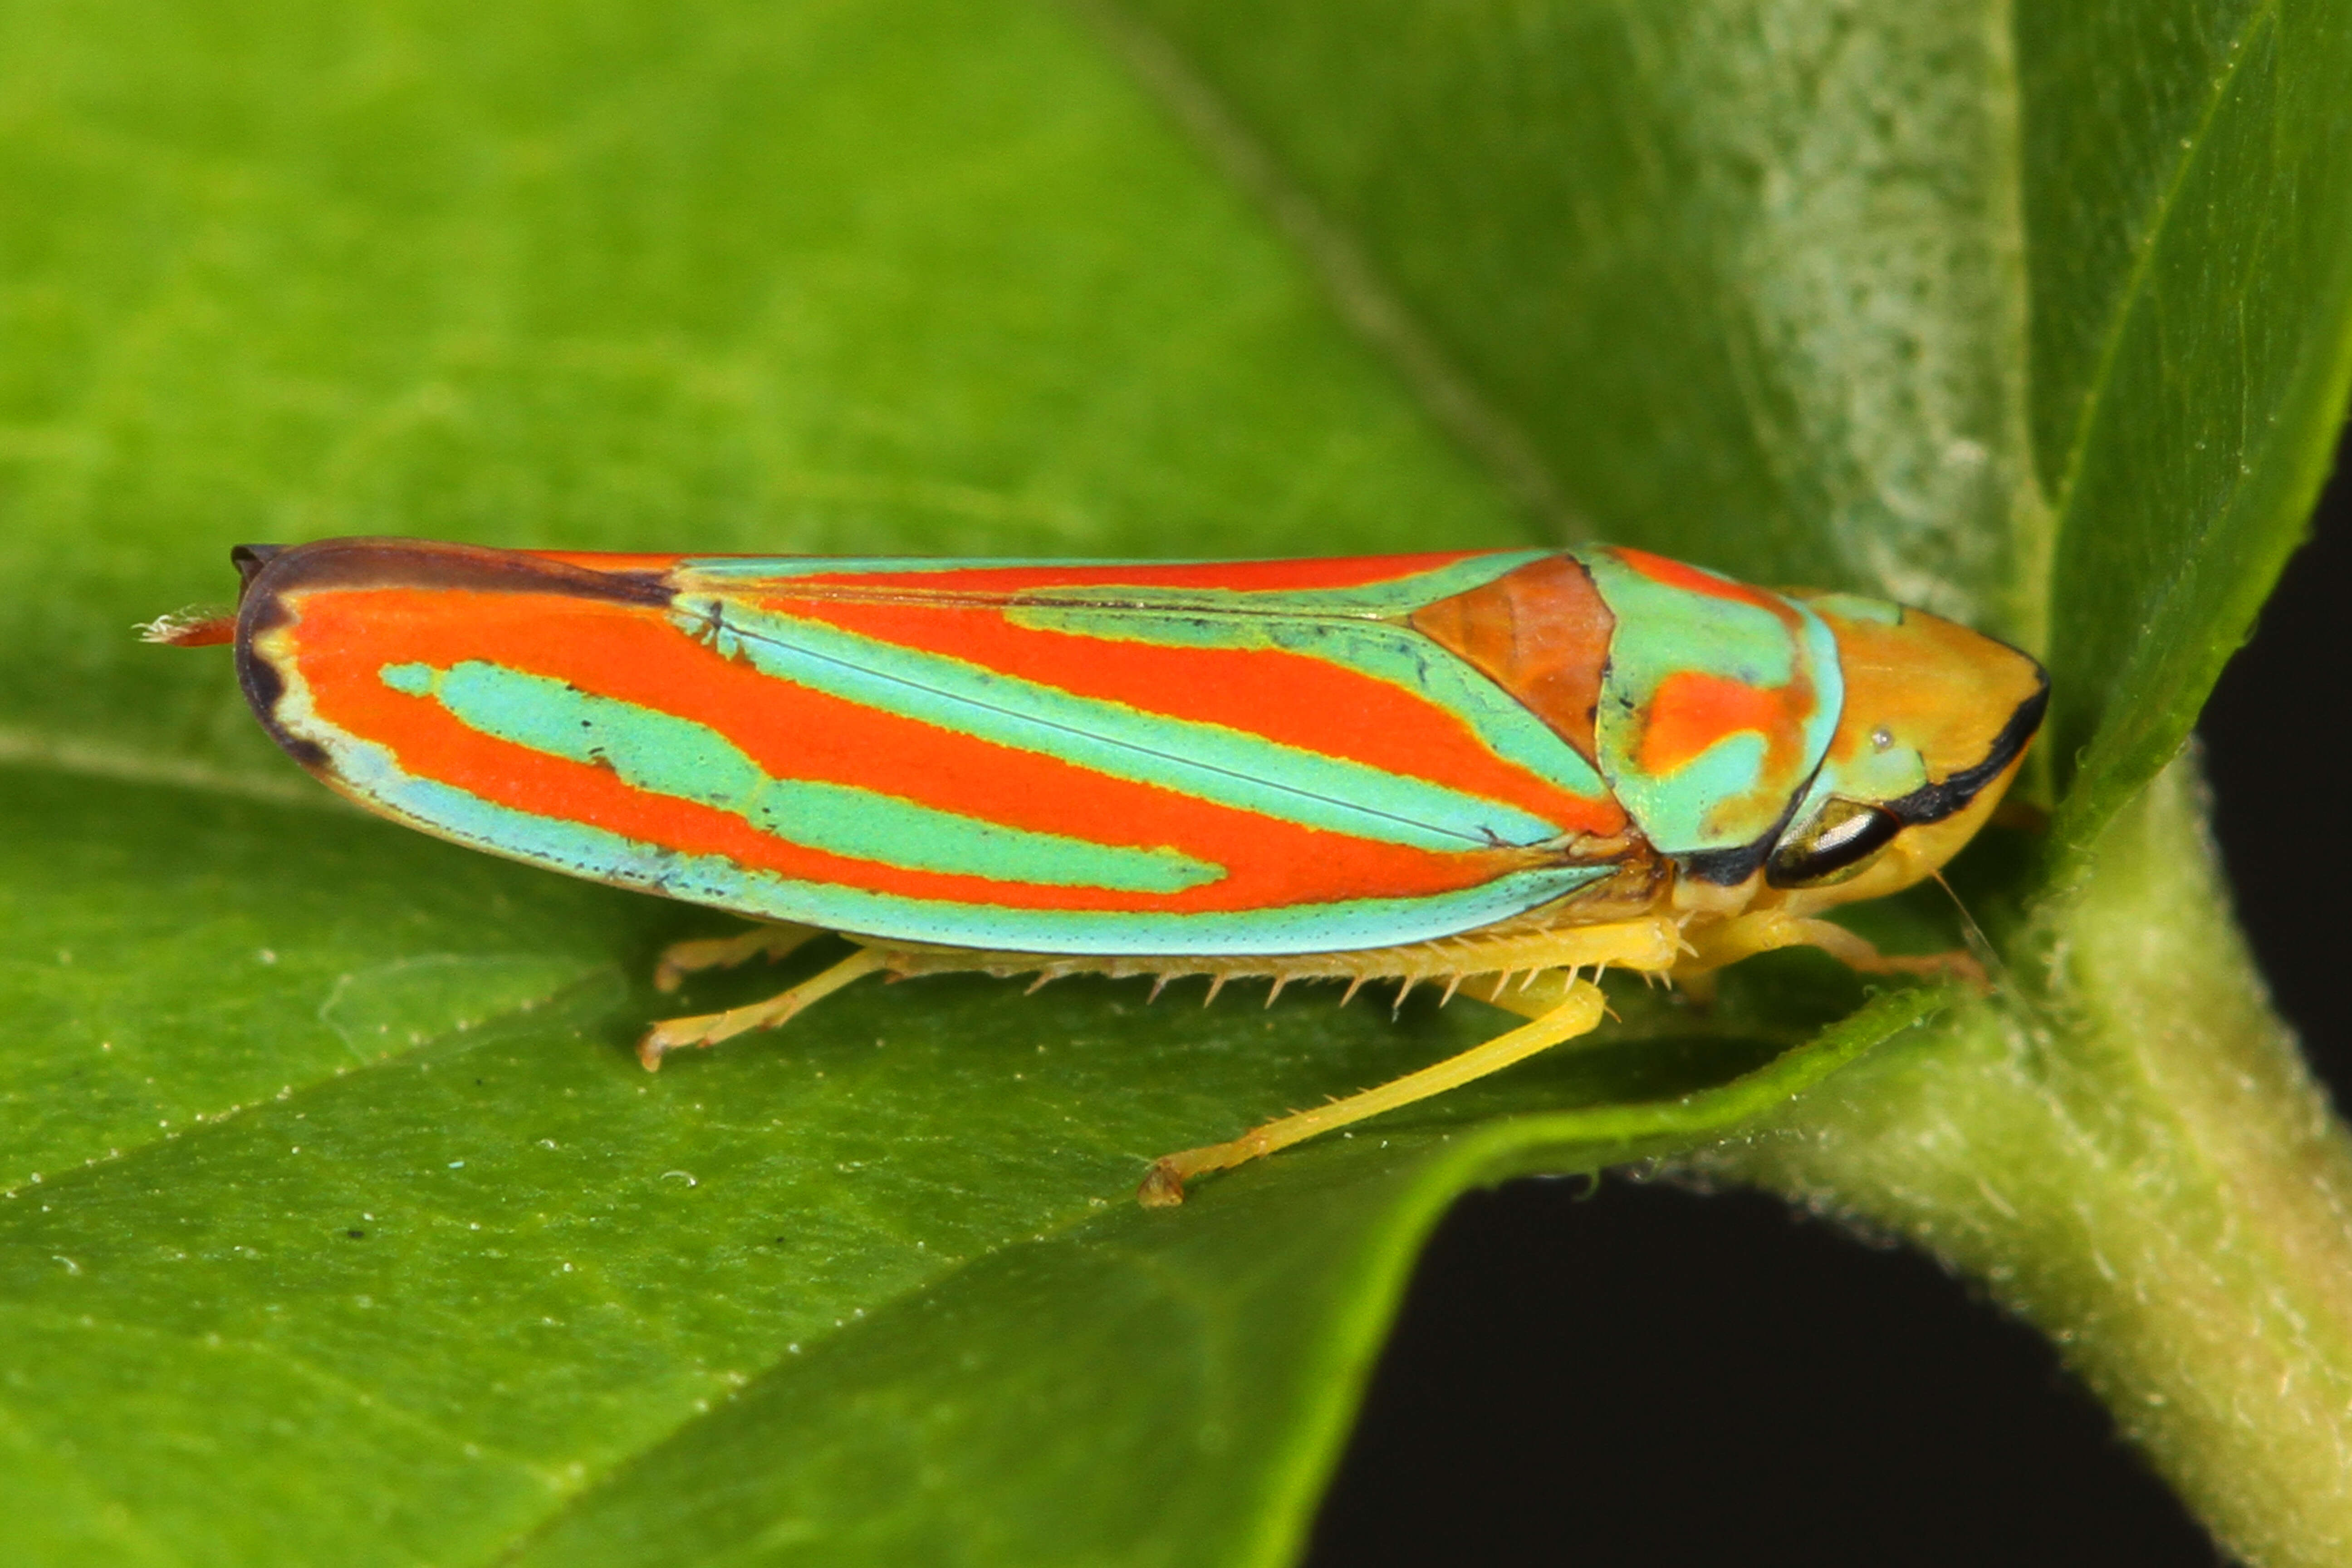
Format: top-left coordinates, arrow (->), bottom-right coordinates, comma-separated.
1765,798 -> 1904,889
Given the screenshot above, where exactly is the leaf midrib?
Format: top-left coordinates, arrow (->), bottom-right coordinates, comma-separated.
1066,0 -> 1578,541
0,725 -> 349,813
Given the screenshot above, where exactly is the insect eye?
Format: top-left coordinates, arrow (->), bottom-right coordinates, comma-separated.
1765,798 -> 1904,888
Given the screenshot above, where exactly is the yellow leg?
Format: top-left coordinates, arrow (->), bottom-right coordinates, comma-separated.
639,946 -> 891,1070
1470,965 -> 1590,1021
1137,978 -> 1608,1207
1678,909 -> 1986,988
652,921 -> 823,993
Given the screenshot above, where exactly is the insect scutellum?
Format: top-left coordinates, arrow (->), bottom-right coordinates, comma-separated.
161,537 -> 2046,1205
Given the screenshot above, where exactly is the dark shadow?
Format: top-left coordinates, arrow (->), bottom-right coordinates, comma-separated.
1309,1179 -> 2219,1567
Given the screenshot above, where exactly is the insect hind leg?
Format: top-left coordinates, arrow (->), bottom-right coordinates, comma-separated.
1137,977 -> 1609,1207
1677,909 -> 1986,989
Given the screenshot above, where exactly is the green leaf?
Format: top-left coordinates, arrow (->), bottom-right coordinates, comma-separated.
1119,0 -> 2352,842
2026,0 -> 2352,855
4,1 -> 2350,1565
1114,0 -> 2042,620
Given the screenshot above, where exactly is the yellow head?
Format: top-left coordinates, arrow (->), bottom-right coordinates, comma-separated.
1756,593 -> 2048,914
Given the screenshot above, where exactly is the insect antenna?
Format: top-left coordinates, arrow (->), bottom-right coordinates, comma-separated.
1930,869 -> 2015,992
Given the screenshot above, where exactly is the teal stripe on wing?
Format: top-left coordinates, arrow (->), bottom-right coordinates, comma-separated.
378,661 -> 1221,895
676,598 -> 1566,853
1003,599 -> 1611,804
343,768 -> 1611,954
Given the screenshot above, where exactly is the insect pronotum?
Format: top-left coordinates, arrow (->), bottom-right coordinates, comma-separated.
152,538 -> 2046,1204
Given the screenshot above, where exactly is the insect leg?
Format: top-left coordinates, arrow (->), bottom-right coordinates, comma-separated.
638,946 -> 891,1069
1451,916 -> 1684,1021
1137,978 -> 1608,1207
1476,967 -> 1580,1020
652,921 -> 824,993
1678,910 -> 1986,988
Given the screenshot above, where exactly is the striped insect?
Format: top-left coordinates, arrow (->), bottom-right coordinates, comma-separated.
152,538 -> 2046,1204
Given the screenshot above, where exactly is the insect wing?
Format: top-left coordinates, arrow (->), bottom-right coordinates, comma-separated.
235,540 -> 1633,956
1576,546 -> 1842,879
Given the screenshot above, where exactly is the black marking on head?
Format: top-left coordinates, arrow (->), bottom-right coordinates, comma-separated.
1764,800 -> 1904,889
1676,837 -> 1774,886
1670,671 -> 2048,883
1671,760 -> 1819,887
1882,678 -> 2051,828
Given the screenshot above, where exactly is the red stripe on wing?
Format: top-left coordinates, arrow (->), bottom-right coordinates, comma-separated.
753,597 -> 1627,839
285,588 -> 1528,914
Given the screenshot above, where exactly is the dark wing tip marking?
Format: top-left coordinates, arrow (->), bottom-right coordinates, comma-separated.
230,538 -> 678,785
234,537 -> 674,612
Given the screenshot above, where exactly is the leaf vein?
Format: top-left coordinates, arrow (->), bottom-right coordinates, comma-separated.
0,1384 -> 190,1568
1065,0 -> 1581,539
0,727 -> 347,814
0,1303 -> 558,1485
